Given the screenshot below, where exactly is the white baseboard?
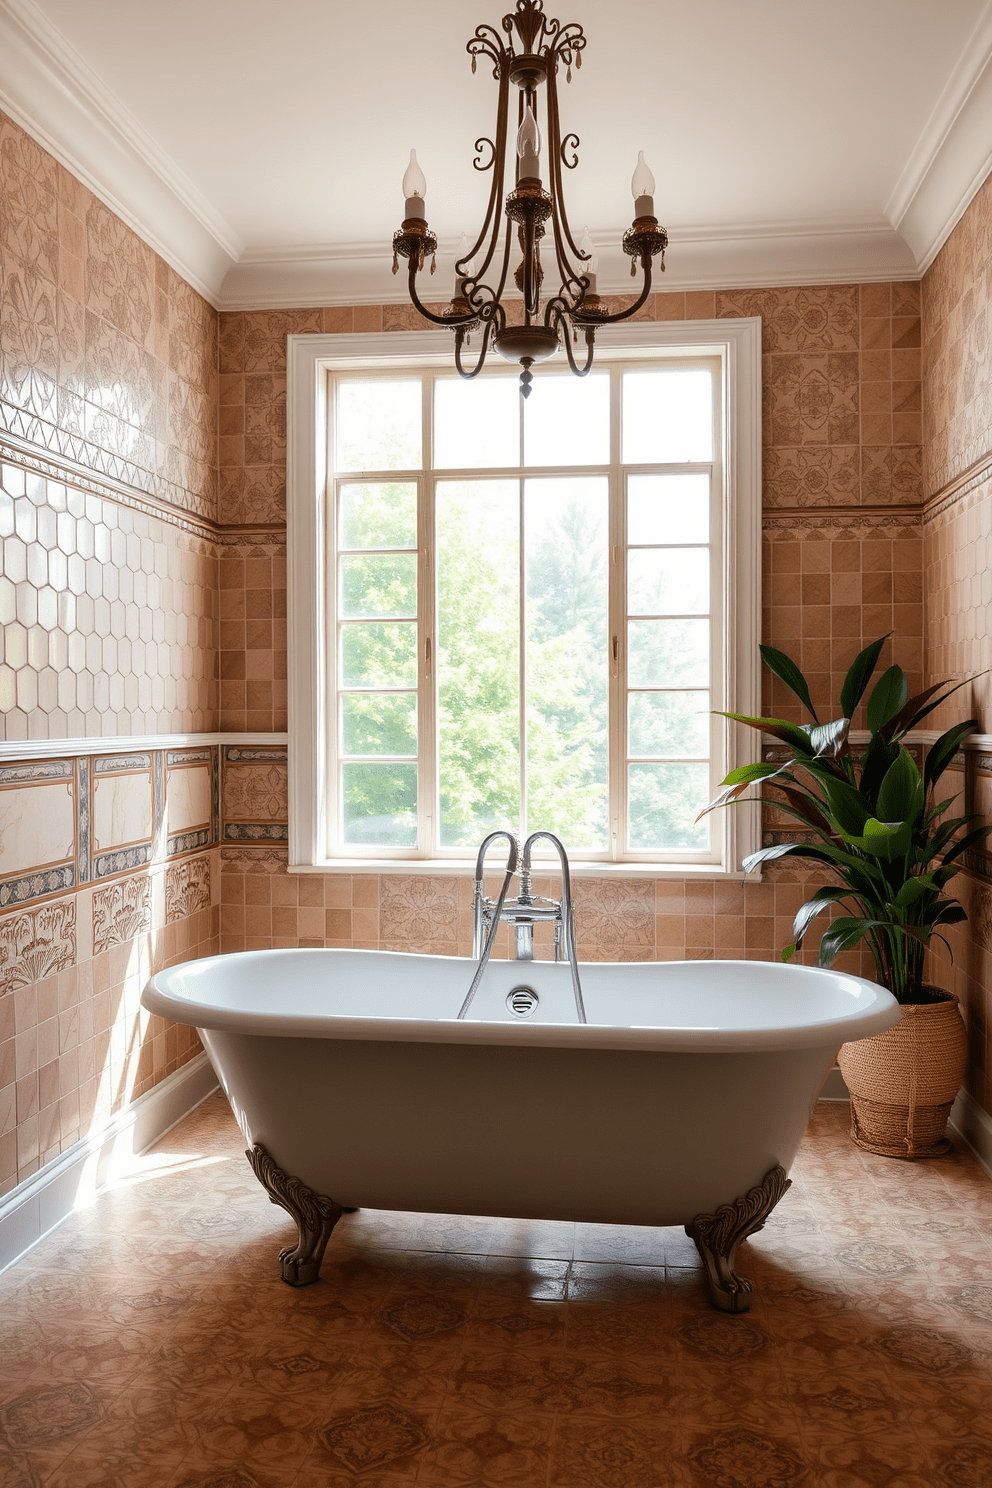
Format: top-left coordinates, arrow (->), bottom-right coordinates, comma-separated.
819,1065 -> 850,1102
0,1053 -> 219,1274
949,1087 -> 992,1179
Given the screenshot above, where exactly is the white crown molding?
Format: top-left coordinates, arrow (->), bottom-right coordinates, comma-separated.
0,0 -> 237,305
887,0 -> 992,271
218,222 -> 920,310
2,0 -> 992,312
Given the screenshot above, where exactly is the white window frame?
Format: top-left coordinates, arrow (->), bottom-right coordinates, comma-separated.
287,319 -> 762,876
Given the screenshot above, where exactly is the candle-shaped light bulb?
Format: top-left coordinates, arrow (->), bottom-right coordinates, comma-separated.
631,151 -> 655,219
402,149 -> 427,218
579,227 -> 598,293
516,103 -> 542,180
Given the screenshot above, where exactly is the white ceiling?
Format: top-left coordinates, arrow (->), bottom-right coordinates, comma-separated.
1,0 -> 991,307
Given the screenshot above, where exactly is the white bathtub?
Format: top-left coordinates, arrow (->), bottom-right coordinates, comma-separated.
142,949 -> 898,1311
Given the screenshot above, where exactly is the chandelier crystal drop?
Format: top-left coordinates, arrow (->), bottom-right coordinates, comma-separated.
391,0 -> 668,397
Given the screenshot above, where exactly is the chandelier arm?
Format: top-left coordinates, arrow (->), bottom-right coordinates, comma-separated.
548,21 -> 587,71
488,210 -> 516,311
582,256 -> 656,326
454,317 -> 497,378
554,311 -> 596,377
467,23 -> 506,78
544,63 -> 584,264
464,66 -> 513,284
407,261 -> 477,328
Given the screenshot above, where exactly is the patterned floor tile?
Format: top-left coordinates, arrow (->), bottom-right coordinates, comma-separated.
1,1091 -> 991,1485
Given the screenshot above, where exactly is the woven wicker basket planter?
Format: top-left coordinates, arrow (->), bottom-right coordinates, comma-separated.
837,988 -> 967,1160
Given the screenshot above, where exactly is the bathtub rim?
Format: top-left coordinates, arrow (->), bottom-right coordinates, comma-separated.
142,948 -> 901,1053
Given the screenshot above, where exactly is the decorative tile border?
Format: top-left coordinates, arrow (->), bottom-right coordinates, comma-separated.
220,744 -> 289,844
219,847 -> 288,874
165,859 -> 211,923
0,745 -> 222,914
0,898 -> 76,996
92,878 -> 153,954
0,761 -> 73,784
0,865 -> 75,911
222,823 -> 289,842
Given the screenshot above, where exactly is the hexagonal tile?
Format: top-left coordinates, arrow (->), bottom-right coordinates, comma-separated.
4,537 -> 27,584
15,667 -> 38,712
47,548 -> 68,591
26,626 -> 49,670
15,581 -> 38,629
56,511 -> 76,554
14,499 -> 37,544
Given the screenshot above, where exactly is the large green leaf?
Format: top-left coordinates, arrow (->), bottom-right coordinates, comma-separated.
792,887 -> 850,947
742,842 -> 840,873
808,718 -> 851,758
840,636 -> 888,719
717,713 -> 816,754
924,720 -> 977,793
893,875 -> 935,909
854,816 -> 914,860
876,747 -> 923,824
858,731 -> 901,809
942,822 -> 992,866
818,916 -> 875,965
821,776 -> 871,836
866,666 -> 909,732
884,676 -> 976,739
759,645 -> 818,721
720,761 -> 782,787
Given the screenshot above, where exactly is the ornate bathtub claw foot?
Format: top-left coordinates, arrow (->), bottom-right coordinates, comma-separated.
246,1143 -> 345,1286
685,1164 -> 791,1314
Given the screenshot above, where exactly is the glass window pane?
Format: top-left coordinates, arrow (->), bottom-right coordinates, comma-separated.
628,692 -> 710,759
340,553 -> 417,618
628,619 -> 709,688
342,762 -> 417,846
628,549 -> 709,615
525,477 -> 608,849
339,483 -> 417,550
524,373 -> 610,467
436,480 -> 520,846
628,763 -> 709,850
336,380 -> 421,471
342,693 -> 417,757
622,369 -> 713,463
434,377 -> 519,469
628,474 -> 709,545
341,622 -> 417,688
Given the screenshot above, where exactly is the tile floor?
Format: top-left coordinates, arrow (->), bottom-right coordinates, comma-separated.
2,1094 -> 992,1486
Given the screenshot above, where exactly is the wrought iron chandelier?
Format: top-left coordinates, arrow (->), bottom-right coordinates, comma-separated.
391,0 -> 668,397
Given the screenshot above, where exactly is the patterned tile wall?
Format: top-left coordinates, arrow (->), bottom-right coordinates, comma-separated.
922,169 -> 992,500
0,109 -> 218,520
920,165 -> 992,1121
0,743 -> 223,1195
0,843 -> 220,1198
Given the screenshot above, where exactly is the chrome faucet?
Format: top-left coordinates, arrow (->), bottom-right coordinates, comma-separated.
460,829 -> 585,1023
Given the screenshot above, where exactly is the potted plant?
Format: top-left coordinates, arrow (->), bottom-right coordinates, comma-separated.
704,636 -> 987,1159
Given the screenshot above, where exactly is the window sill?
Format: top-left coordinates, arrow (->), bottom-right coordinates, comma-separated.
288,858 -> 749,880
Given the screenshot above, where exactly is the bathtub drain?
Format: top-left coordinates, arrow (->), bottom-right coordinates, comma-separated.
507,986 -> 539,1017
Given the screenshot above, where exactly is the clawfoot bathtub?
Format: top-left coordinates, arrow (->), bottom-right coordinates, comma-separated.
142,950 -> 898,1312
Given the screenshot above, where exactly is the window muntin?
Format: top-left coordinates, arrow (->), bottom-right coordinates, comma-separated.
326,357 -> 724,864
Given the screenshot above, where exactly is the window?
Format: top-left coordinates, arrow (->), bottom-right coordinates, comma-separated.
288,321 -> 762,874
